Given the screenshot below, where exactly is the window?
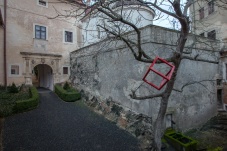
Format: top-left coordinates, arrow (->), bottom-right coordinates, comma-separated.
217,78 -> 222,86
11,65 -> 19,75
165,114 -> 173,128
39,0 -> 46,6
97,27 -> 100,39
217,89 -> 222,107
199,7 -> 204,20
199,32 -> 205,37
208,0 -> 215,14
207,30 -> 216,39
225,64 -> 227,80
65,31 -> 73,43
37,0 -> 48,7
35,25 -> 46,40
63,67 -> 69,74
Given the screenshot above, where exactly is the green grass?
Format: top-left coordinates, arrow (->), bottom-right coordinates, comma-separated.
0,89 -> 31,117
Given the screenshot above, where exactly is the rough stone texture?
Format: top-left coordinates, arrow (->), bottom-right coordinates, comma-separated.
71,25 -> 220,132
0,28 -> 3,86
80,89 -> 153,150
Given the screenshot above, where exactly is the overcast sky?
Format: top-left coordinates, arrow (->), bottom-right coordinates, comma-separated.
152,0 -> 187,30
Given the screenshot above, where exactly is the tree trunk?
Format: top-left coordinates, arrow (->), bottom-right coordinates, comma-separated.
152,51 -> 183,151
153,98 -> 168,151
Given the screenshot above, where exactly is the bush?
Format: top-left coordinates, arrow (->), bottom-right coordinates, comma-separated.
55,85 -> 81,102
63,82 -> 70,90
14,86 -> 39,113
0,103 -> 15,117
8,82 -> 19,93
0,85 -> 5,91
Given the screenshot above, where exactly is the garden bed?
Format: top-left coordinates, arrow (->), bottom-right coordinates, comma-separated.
0,86 -> 39,117
54,84 -> 81,102
164,129 -> 197,151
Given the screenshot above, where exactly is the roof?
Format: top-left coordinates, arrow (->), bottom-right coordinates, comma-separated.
0,8 -> 4,27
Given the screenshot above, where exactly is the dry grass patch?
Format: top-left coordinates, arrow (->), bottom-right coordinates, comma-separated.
187,129 -> 227,150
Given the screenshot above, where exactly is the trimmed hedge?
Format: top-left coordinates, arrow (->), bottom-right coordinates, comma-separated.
14,86 -> 39,113
55,85 -> 81,102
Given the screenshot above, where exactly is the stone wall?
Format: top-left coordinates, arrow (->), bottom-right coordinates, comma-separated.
0,28 -> 4,85
71,25 -> 220,132
81,90 -> 153,150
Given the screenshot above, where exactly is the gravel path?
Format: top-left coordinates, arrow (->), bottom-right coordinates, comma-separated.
3,88 -> 139,151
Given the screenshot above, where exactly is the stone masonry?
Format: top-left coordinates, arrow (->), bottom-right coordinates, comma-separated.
71,25 -> 220,138
80,89 -> 153,150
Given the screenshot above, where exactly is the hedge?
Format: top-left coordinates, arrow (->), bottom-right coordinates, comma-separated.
14,86 -> 39,113
55,85 -> 81,102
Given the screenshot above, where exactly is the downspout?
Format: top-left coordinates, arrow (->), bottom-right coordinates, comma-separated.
3,0 -> 7,87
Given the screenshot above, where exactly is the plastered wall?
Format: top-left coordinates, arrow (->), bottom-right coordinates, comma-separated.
71,25 -> 220,131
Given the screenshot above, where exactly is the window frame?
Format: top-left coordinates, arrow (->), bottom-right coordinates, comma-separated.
199,32 -> 205,37
63,29 -> 74,44
199,7 -> 204,20
97,27 -> 101,39
208,0 -> 215,15
65,31 -> 73,43
9,64 -> 21,77
225,63 -> 227,80
33,24 -> 48,40
207,30 -> 216,40
37,0 -> 48,8
63,66 -> 70,75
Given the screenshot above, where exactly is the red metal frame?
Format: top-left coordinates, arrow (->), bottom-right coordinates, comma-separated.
143,57 -> 175,90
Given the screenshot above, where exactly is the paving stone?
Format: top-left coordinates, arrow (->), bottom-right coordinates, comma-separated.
3,88 -> 139,151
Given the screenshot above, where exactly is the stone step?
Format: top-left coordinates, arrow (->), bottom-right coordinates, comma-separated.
217,115 -> 227,121
218,111 -> 227,116
212,125 -> 227,131
217,112 -> 227,120
217,120 -> 227,125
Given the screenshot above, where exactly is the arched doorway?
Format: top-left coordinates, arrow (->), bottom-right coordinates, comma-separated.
32,64 -> 54,90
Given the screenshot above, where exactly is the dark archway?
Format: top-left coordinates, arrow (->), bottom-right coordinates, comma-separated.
32,64 -> 53,90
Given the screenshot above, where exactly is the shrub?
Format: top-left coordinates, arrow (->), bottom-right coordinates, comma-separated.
63,82 -> 70,90
8,82 -> 19,93
14,86 -> 39,113
0,85 -> 5,91
0,103 -> 15,117
55,85 -> 81,102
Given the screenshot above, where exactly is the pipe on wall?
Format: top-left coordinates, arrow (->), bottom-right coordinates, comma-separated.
3,0 -> 7,87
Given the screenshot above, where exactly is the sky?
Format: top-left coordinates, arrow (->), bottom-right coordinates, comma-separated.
152,0 -> 187,30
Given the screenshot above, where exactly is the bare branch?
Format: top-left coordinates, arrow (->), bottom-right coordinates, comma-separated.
137,0 -> 179,19
181,56 -> 219,64
173,79 -> 216,93
130,90 -> 163,100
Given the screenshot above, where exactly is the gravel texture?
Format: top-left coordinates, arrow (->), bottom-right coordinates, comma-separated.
3,88 -> 139,151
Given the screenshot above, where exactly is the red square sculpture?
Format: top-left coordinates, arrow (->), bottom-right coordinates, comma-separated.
142,56 -> 175,90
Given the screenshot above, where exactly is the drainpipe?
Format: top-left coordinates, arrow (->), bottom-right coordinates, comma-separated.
3,0 -> 7,87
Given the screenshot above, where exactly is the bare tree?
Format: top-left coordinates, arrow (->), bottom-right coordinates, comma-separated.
82,1 -> 219,150
56,0 -> 220,150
